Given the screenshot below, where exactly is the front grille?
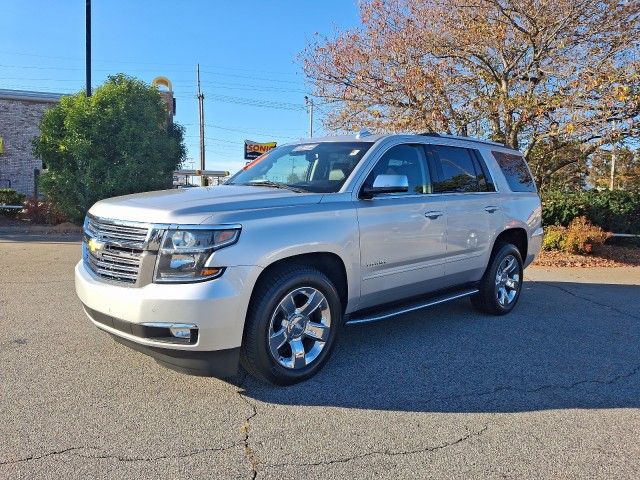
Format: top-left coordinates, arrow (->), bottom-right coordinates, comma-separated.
84,216 -> 149,285
86,216 -> 148,249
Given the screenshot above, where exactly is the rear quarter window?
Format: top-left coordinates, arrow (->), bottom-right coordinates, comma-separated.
491,151 -> 537,192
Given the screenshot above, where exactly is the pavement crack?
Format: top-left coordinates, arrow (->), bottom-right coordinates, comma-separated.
265,425 -> 488,469
238,376 -> 260,480
0,444 -> 240,466
439,364 -> 640,402
0,447 -> 86,466
540,281 -> 640,320
74,444 -> 240,462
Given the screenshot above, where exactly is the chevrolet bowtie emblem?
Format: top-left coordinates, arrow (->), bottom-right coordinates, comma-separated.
87,238 -> 104,253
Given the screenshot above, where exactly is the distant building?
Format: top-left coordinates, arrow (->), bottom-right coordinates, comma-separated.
0,89 -> 63,196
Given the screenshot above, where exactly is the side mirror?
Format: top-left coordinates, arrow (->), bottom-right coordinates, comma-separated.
361,174 -> 409,198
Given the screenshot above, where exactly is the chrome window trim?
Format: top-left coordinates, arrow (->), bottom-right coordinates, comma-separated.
360,190 -> 500,201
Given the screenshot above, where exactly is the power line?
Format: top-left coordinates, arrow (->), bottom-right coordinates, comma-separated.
0,52 -> 303,77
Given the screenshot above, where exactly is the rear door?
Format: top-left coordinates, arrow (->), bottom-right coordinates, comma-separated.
429,144 -> 502,281
356,144 -> 447,307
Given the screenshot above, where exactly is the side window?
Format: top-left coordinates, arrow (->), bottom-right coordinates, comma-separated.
470,150 -> 496,192
432,145 -> 480,193
364,144 -> 431,195
492,151 -> 537,192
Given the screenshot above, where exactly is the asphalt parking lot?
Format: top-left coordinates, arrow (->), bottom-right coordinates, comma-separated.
1,236 -> 639,479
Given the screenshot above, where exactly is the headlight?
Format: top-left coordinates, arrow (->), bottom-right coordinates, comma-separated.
154,227 -> 240,283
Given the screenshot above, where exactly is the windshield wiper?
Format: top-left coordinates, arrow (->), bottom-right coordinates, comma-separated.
238,180 -> 308,193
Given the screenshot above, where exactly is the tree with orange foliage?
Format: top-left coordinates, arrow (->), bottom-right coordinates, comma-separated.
302,0 -> 639,189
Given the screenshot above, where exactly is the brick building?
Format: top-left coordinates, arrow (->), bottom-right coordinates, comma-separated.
0,89 -> 63,196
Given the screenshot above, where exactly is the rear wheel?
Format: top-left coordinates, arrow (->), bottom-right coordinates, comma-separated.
471,243 -> 523,315
240,265 -> 342,385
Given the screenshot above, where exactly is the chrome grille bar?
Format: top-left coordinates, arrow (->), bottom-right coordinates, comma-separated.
84,215 -> 149,285
86,217 -> 148,249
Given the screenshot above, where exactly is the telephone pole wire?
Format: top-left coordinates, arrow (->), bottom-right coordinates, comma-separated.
197,64 -> 206,186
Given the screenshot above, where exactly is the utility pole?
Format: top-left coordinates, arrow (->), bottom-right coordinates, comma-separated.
85,0 -> 91,97
197,64 -> 206,186
610,150 -> 616,190
305,95 -> 314,138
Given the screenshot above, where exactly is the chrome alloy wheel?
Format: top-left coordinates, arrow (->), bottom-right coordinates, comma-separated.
495,254 -> 520,306
268,287 -> 332,370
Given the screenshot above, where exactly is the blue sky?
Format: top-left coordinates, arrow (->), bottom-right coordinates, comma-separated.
0,0 -> 362,173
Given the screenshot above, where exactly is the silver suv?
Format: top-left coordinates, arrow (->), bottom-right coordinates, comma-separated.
75,132 -> 543,384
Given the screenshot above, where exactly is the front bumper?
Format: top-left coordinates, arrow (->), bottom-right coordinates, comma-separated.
75,260 -> 262,374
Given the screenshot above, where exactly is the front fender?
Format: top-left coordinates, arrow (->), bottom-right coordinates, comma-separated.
207,203 -> 361,312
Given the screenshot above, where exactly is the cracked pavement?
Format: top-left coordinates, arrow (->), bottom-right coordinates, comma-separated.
1,237 -> 639,479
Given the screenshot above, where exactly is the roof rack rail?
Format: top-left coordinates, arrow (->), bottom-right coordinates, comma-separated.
417,132 -> 508,148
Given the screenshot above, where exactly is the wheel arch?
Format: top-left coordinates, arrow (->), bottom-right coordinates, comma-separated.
249,252 -> 350,315
492,227 -> 528,262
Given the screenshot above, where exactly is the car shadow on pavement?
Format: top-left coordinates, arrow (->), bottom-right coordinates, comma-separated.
238,280 -> 640,413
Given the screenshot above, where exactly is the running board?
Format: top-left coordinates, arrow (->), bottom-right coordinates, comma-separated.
345,288 -> 479,325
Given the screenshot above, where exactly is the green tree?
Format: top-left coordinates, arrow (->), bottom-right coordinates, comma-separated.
34,74 -> 185,222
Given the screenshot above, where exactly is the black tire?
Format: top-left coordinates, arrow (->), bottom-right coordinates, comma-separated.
470,243 -> 523,315
240,264 -> 342,385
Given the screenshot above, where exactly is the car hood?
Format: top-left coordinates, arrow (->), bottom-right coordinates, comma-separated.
88,185 -> 324,224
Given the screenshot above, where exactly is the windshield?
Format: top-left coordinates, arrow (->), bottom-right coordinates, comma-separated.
226,142 -> 373,193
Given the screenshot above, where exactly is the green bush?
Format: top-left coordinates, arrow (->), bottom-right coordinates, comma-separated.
33,74 -> 186,223
0,188 -> 26,218
542,190 -> 640,234
542,225 -> 566,251
0,188 -> 25,205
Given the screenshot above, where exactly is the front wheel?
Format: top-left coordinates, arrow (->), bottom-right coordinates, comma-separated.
240,265 -> 342,385
471,243 -> 523,315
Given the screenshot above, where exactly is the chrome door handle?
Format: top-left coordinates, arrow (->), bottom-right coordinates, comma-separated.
484,206 -> 499,213
424,210 -> 444,219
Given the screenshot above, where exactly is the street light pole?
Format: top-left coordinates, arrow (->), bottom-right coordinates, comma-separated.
197,64 -> 206,186
610,150 -> 616,190
86,0 -> 91,97
305,96 -> 314,138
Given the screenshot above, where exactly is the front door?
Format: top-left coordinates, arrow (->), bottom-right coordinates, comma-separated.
356,144 -> 447,308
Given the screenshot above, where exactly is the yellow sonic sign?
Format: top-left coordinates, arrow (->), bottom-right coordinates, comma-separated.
244,140 -> 276,160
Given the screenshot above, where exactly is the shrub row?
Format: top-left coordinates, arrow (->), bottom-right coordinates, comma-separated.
542,217 -> 610,254
0,188 -> 67,224
542,190 -> 640,234
0,188 -> 26,206
0,188 -> 26,219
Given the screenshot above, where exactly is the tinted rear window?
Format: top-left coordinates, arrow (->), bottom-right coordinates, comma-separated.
432,145 -> 481,193
492,151 -> 537,192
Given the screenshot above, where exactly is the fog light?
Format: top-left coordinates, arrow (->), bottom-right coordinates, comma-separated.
170,325 -> 193,339
141,322 -> 198,344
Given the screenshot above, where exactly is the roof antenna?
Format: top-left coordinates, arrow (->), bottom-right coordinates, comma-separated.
356,129 -> 371,139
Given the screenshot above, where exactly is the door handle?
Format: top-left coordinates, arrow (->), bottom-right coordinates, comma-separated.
424,210 -> 444,219
484,206 -> 499,213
